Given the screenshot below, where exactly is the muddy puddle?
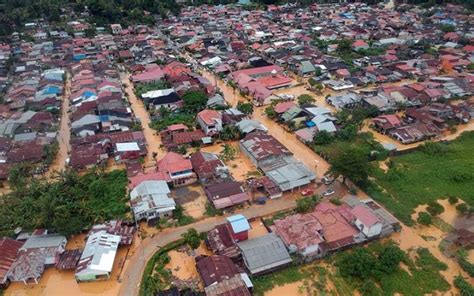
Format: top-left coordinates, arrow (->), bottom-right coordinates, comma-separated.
171,184 -> 207,219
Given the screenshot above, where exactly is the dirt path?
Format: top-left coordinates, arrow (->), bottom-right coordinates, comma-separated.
46,73 -> 71,177
120,72 -> 164,164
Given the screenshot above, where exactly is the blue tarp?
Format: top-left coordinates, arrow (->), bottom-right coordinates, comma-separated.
305,120 -> 316,127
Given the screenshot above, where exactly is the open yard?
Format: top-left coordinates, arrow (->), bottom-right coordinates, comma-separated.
368,131 -> 474,225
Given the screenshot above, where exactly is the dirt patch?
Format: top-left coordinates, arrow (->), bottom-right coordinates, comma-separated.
248,220 -> 268,239
265,281 -> 307,296
172,185 -> 207,219
166,250 -> 199,281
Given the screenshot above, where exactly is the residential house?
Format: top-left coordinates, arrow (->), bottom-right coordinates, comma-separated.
156,152 -> 197,187
226,215 -> 251,242
372,114 -> 403,134
130,180 -> 176,223
237,233 -> 292,276
204,181 -> 250,210
75,231 -> 120,282
0,238 -> 23,288
8,230 -> 67,285
197,109 -> 223,136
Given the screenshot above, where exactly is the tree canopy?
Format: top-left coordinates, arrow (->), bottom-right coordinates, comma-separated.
330,145 -> 371,185
182,91 -> 208,113
0,168 -> 129,237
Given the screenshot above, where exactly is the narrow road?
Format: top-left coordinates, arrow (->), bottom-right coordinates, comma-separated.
199,66 -> 332,178
121,72 -> 164,164
118,197 -> 297,296
47,72 -> 71,177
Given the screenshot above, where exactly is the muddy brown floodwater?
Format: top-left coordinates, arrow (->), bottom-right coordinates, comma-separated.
121,72 -> 164,165
46,73 -> 71,177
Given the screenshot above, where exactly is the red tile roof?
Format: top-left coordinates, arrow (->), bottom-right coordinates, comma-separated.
350,205 -> 381,227
157,152 -> 193,176
198,109 -> 222,126
0,238 -> 23,284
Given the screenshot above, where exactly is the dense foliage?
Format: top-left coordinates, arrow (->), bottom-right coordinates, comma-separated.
295,195 -> 320,213
335,243 -> 449,295
0,168 -> 129,237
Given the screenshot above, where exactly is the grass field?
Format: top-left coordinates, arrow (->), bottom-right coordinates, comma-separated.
368,131 -> 474,225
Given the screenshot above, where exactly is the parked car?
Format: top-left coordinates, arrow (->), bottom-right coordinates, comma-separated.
279,94 -> 295,100
301,189 -> 314,196
256,196 -> 267,205
321,175 -> 334,185
322,188 -> 335,197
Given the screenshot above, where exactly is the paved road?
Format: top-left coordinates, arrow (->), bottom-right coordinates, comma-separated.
118,197 -> 297,296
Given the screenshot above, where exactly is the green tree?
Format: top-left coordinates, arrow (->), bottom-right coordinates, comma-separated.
337,248 -> 377,279
181,228 -> 201,250
295,195 -> 320,213
219,144 -> 237,163
220,125 -> 240,141
264,105 -> 277,119
417,212 -> 432,225
237,102 -> 254,115
297,94 -> 315,105
330,146 -> 370,185
454,276 -> 474,296
313,130 -> 334,145
426,201 -> 444,216
182,91 -> 208,113
377,245 -> 405,274
448,196 -> 458,205
456,203 -> 469,215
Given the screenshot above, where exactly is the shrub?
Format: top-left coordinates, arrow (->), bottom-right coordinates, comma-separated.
456,203 -> 469,215
295,195 -> 320,213
453,276 -> 474,296
426,202 -> 444,216
181,228 -> 201,250
417,212 -> 432,225
336,248 -> 377,279
448,196 -> 459,205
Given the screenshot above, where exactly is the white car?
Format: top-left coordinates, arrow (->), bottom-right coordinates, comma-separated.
321,175 -> 335,185
279,94 -> 295,100
322,188 -> 335,197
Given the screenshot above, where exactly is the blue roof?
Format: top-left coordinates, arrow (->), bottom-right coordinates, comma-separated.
73,54 -> 86,61
226,214 -> 250,233
44,86 -> 60,95
83,90 -> 96,98
99,115 -> 110,122
305,120 -> 316,127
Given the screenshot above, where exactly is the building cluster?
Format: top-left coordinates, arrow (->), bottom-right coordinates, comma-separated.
68,61 -> 146,170
0,37 -> 65,179
162,3 -> 473,146
0,220 -> 135,287
194,195 -> 399,295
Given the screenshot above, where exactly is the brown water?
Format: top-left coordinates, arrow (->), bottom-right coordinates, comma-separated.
47,73 -> 71,177
121,72 -> 164,164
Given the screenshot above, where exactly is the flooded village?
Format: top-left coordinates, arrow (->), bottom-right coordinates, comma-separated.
0,1 -> 473,296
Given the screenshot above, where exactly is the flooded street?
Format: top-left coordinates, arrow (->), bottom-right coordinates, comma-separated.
4,237 -> 136,296
121,72 -> 164,165
47,73 -> 71,177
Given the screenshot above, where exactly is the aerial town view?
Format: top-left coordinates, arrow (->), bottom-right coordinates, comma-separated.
0,0 -> 473,295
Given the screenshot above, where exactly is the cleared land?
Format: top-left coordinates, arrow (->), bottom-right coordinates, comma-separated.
368,131 -> 474,225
